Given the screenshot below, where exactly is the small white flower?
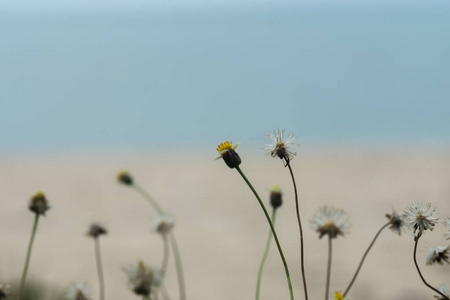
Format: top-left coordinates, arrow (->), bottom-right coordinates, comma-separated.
123,261 -> 154,296
66,282 -> 91,300
403,202 -> 439,237
264,129 -> 298,162
311,206 -> 350,239
426,245 -> 450,265
444,218 -> 450,240
434,284 -> 450,300
152,215 -> 175,235
385,209 -> 406,235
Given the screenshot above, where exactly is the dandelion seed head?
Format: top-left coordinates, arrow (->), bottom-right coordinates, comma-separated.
426,245 -> 450,265
385,209 -> 406,235
434,284 -> 450,300
66,282 -> 91,300
403,202 -> 438,238
264,129 -> 298,163
29,191 -> 50,216
311,206 -> 350,239
123,261 -> 154,297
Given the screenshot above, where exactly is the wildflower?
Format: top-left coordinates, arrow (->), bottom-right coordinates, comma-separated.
28,192 -> 50,216
444,218 -> 450,240
0,284 -> 10,300
311,206 -> 350,239
152,215 -> 175,235
87,223 -> 107,238
264,129 -> 298,163
216,141 -> 241,169
117,171 -> 134,186
66,282 -> 92,300
434,284 -> 450,300
403,202 -> 438,238
334,291 -> 344,300
385,210 -> 406,235
123,261 -> 154,297
426,245 -> 450,265
269,185 -> 283,209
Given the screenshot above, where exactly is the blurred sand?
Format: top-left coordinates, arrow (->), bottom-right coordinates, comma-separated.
1,149 -> 449,300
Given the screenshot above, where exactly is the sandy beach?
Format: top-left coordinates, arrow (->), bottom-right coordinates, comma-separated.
1,148 -> 449,300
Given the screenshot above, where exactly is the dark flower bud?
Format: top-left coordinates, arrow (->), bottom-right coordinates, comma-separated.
117,172 -> 133,185
269,185 -> 283,209
29,192 -> 50,216
216,141 -> 241,169
87,223 -> 107,238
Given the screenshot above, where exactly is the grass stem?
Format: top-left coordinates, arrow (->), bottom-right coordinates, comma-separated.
19,213 -> 40,299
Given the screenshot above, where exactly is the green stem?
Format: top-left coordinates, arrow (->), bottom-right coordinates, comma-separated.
131,183 -> 186,300
343,222 -> 389,297
95,237 -> 106,300
19,213 -> 40,299
286,162 -> 309,300
413,236 -> 450,300
235,166 -> 294,300
160,233 -> 170,276
325,236 -> 332,300
255,208 -> 277,300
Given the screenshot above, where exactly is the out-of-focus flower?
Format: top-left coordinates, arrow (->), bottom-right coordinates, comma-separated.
311,206 -> 350,239
152,215 -> 175,235
123,261 -> 154,297
334,291 -> 345,300
403,202 -> 438,238
216,141 -> 241,168
264,129 -> 298,163
66,282 -> 91,300
87,223 -> 107,238
434,284 -> 450,300
29,192 -> 50,216
426,245 -> 449,265
269,185 -> 283,209
117,171 -> 134,186
385,210 -> 406,235
0,284 -> 10,300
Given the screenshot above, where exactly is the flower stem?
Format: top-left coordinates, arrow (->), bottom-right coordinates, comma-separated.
131,184 -> 186,300
19,213 -> 39,299
343,222 -> 390,297
286,162 -> 309,300
325,236 -> 332,300
413,236 -> 450,300
235,166 -> 294,300
94,237 -> 106,300
161,233 -> 170,276
255,208 -> 277,300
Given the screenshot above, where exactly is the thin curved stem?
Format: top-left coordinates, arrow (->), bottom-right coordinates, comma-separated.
235,166 -> 294,300
286,162 -> 309,300
255,208 -> 277,300
161,233 -> 170,276
414,236 -> 450,300
343,222 -> 390,297
132,184 -> 165,215
94,237 -> 105,300
131,183 -> 186,300
19,214 -> 40,299
325,236 -> 332,300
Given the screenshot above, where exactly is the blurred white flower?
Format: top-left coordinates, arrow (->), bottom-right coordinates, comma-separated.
434,284 -> 450,300
426,245 -> 449,265
264,129 -> 298,162
123,261 -> 154,296
311,206 -> 350,239
152,214 -> 175,235
385,209 -> 406,236
403,202 -> 438,237
66,282 -> 91,300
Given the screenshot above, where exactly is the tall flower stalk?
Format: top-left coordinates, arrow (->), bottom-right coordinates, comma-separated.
118,172 -> 186,300
255,185 -> 283,300
19,192 -> 50,299
216,141 -> 294,300
265,129 -> 308,300
87,224 -> 107,300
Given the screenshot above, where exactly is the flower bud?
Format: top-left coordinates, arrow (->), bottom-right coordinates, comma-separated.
216,141 -> 241,169
269,185 -> 283,209
29,192 -> 50,216
117,172 -> 133,186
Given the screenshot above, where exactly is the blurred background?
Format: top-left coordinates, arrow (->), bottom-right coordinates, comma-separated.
1,0 -> 449,299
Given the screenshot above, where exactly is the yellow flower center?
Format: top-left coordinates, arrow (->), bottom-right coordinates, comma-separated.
216,141 -> 234,152
334,292 -> 344,300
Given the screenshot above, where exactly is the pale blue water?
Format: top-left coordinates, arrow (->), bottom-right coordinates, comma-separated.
1,4 -> 450,152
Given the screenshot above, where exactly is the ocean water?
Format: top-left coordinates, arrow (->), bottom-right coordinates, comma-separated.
1,4 -> 450,152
